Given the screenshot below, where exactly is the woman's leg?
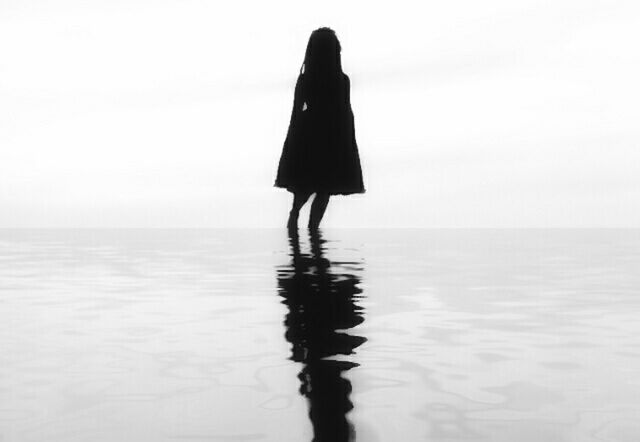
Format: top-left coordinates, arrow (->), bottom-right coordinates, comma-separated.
288,191 -> 312,230
308,193 -> 330,230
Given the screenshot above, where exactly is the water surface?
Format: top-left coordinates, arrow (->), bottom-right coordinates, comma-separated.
1,229 -> 639,441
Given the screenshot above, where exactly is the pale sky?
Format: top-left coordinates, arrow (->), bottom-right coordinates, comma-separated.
1,0 -> 639,227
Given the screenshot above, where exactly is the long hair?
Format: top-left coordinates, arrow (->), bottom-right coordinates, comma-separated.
298,28 -> 344,104
300,27 -> 343,77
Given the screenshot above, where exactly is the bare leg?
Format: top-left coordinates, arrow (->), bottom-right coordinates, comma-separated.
288,191 -> 312,230
308,193 -> 330,230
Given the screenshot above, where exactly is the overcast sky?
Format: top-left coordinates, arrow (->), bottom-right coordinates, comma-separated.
1,0 -> 639,227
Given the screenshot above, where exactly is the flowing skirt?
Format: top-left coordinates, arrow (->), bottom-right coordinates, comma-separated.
275,106 -> 365,195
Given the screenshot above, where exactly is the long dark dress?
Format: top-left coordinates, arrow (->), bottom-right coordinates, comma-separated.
275,73 -> 365,195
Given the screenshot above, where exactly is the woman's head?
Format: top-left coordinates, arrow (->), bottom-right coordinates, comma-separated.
301,27 -> 343,77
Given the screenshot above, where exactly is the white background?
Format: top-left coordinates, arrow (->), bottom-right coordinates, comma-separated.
1,0 -> 639,227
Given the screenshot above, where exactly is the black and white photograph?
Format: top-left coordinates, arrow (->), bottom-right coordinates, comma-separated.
1,1 -> 639,441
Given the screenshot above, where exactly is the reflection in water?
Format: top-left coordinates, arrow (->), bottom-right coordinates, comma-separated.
2,230 -> 640,441
276,229 -> 366,442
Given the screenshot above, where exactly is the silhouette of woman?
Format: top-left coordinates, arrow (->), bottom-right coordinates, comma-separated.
275,28 -> 365,230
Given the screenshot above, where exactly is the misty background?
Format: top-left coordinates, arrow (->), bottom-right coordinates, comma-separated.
1,0 -> 639,228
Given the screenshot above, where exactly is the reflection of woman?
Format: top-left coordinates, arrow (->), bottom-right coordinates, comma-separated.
276,230 -> 366,442
275,28 -> 365,230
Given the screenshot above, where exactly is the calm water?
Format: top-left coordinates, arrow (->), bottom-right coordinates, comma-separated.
1,229 -> 639,442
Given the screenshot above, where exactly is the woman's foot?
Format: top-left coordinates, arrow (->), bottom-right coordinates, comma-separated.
287,210 -> 299,231
308,193 -> 330,230
288,191 -> 311,231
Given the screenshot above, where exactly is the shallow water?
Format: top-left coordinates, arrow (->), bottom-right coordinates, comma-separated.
1,229 -> 639,442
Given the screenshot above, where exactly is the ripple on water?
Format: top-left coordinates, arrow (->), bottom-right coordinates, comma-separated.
0,229 -> 639,441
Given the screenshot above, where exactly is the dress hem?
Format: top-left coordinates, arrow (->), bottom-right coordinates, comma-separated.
274,183 -> 365,195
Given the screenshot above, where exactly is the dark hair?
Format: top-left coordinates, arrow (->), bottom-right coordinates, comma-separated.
300,27 -> 343,78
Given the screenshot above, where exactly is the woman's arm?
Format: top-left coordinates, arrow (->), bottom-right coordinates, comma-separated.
291,76 -> 303,124
284,76 -> 304,143
344,74 -> 357,147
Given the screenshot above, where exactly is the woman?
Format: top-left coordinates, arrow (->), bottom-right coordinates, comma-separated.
275,27 -> 365,230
